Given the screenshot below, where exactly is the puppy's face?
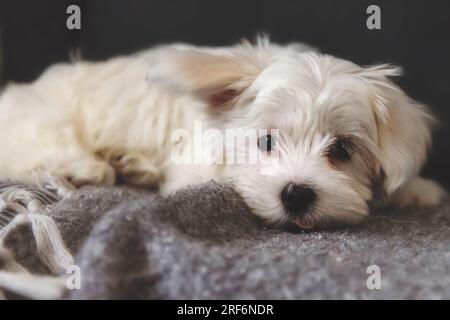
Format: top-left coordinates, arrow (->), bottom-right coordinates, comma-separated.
150,41 -> 433,229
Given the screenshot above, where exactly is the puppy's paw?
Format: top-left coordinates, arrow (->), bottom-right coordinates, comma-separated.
390,177 -> 447,207
65,160 -> 116,187
109,152 -> 160,188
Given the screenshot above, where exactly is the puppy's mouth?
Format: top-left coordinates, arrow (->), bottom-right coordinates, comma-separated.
293,215 -> 315,229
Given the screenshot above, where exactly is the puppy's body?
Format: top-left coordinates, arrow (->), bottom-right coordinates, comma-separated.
0,49 -> 201,187
0,40 -> 445,228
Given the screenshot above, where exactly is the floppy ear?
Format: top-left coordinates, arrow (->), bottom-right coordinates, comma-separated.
146,42 -> 269,110
362,65 -> 436,195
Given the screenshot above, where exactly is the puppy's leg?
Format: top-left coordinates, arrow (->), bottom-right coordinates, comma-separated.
389,177 -> 447,207
42,146 -> 116,188
0,81 -> 116,187
105,151 -> 161,188
96,148 -> 161,188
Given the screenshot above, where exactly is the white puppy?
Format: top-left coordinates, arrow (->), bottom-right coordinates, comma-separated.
0,38 -> 445,229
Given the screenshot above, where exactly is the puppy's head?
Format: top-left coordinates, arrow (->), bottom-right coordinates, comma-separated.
149,39 -> 434,229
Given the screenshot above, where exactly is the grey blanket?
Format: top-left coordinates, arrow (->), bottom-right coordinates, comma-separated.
1,181 -> 449,299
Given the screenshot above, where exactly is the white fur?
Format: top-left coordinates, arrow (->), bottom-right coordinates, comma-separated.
0,39 -> 445,228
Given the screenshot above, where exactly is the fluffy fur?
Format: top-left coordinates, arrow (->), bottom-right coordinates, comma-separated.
0,38 -> 445,229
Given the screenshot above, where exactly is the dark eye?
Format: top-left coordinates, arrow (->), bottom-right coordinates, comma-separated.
258,135 -> 277,153
328,137 -> 353,162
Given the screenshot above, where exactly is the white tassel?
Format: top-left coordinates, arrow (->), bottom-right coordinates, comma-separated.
0,241 -> 67,299
0,271 -> 66,300
0,172 -> 75,275
28,213 -> 74,274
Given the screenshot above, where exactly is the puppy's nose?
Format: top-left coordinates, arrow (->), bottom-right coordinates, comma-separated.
281,183 -> 317,216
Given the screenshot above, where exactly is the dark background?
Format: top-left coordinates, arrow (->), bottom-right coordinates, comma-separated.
0,0 -> 449,188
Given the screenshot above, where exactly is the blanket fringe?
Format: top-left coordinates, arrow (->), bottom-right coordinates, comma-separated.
0,270 -> 66,300
0,244 -> 66,299
29,213 -> 74,273
0,172 -> 75,275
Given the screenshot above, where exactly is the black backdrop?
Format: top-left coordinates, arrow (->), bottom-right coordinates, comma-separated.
0,0 -> 449,187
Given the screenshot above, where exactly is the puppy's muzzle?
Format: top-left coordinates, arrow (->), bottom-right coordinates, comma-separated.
281,183 -> 317,218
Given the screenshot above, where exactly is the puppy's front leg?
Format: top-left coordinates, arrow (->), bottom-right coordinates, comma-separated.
389,177 -> 447,207
42,148 -> 116,188
104,151 -> 161,188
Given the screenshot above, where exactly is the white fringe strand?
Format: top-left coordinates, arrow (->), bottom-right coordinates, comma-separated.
0,172 -> 75,298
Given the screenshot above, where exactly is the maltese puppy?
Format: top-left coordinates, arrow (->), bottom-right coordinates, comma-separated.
0,38 -> 445,229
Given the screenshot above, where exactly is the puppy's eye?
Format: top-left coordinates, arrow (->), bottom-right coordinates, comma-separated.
328,138 -> 353,162
258,135 -> 277,153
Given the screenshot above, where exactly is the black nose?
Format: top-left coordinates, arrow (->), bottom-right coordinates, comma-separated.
281,183 -> 317,216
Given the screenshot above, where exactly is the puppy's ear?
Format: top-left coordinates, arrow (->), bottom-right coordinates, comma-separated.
361,65 -> 435,194
146,43 -> 269,110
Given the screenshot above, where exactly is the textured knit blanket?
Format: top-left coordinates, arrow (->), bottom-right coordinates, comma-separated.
0,180 -> 449,299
